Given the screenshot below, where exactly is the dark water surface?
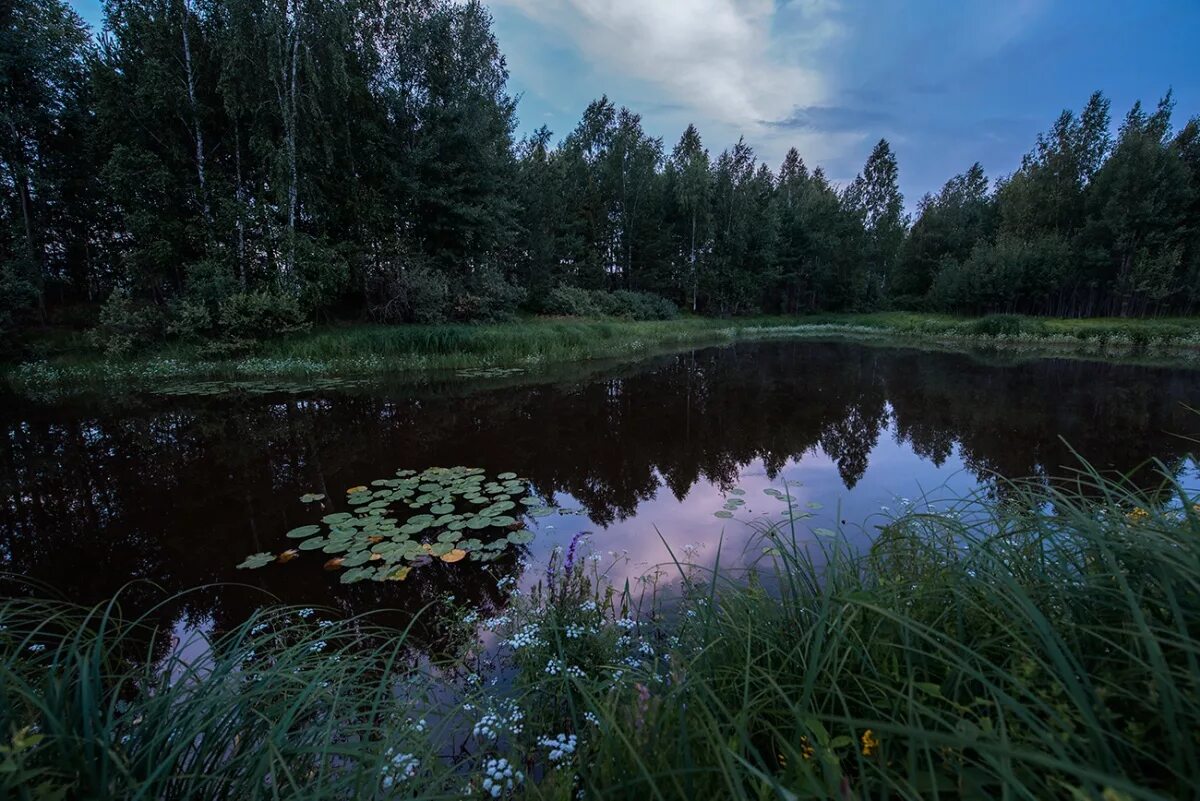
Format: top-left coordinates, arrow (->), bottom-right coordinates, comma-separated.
2,340 -> 1198,647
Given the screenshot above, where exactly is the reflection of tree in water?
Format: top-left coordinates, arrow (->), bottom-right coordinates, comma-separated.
1,341 -> 1196,630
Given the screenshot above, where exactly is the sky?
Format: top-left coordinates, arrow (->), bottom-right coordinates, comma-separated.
68,0 -> 1200,209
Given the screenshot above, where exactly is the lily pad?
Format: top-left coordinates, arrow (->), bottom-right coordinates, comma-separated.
286,524 -> 321,539
299,493 -> 325,503
237,552 -> 276,570
506,529 -> 535,545
714,511 -> 734,519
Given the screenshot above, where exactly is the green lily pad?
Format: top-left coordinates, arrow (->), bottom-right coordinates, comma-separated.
714,511 -> 734,519
237,552 -> 276,569
299,493 -> 325,503
286,524 -> 321,539
506,529 -> 534,545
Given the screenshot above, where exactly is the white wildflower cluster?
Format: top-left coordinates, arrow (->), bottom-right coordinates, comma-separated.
496,576 -> 516,590
583,711 -> 599,726
538,733 -> 578,766
480,757 -> 523,798
297,608 -> 315,619
566,665 -> 586,679
250,622 -> 268,635
466,672 -> 481,685
308,640 -> 327,653
506,623 -> 542,650
409,718 -> 427,733
637,641 -> 655,657
380,749 -> 418,789
564,624 -> 587,639
579,600 -> 597,613
462,610 -> 480,625
482,614 -> 511,631
615,617 -> 636,630
27,643 -> 45,653
317,619 -> 333,629
544,658 -> 563,676
472,703 -> 524,740
616,634 -> 632,648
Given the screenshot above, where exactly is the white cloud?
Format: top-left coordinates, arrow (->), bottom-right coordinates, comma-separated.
493,0 -> 850,167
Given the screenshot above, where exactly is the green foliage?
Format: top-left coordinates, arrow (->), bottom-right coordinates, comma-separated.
4,459 -> 1199,798
4,0 -> 1200,353
92,288 -> 163,356
968,313 -> 1047,337
544,286 -> 677,320
215,290 -> 308,349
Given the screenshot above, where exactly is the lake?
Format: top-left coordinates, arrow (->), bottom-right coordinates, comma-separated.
2,339 -> 1197,652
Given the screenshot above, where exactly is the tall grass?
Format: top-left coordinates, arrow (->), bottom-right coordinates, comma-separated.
0,591 -> 460,799
8,313 -> 1200,398
3,460 -> 1199,798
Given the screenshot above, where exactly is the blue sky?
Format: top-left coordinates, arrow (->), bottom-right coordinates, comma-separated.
69,0 -> 1200,208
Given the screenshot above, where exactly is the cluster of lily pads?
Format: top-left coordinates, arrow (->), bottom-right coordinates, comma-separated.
714,484 -> 824,520
239,467 -> 552,583
454,367 -> 526,379
155,377 -> 366,397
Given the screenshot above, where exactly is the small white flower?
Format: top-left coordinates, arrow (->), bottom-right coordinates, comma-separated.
538,733 -> 579,767
297,608 -> 314,619
308,640 -> 327,653
27,643 -> 45,653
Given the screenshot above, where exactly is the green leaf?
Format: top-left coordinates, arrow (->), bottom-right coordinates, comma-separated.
237,553 -> 275,570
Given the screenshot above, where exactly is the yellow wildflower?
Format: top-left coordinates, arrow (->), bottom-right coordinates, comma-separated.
1125,506 -> 1150,524
799,736 -> 814,760
861,729 -> 878,757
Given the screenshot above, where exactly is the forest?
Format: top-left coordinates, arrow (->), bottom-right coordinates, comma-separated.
4,0 -> 1200,358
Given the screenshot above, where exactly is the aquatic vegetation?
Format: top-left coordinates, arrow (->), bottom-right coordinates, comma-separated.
240,466 -> 554,582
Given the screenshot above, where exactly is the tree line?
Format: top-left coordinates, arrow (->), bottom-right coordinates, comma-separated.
4,0 -> 1200,352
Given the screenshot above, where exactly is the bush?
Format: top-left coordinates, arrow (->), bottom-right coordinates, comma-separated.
217,290 -> 308,344
969,313 -> 1046,337
367,262 -> 451,324
452,265 -> 527,323
543,287 -> 677,320
92,288 -> 164,357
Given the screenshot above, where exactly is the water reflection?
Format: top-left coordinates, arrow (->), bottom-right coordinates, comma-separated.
2,340 -> 1197,643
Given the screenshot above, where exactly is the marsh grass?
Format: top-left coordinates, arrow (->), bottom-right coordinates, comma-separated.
2,458 -> 1199,799
8,314 -> 1200,398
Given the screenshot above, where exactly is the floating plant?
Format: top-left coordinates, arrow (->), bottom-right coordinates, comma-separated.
714,482 -> 813,520
240,466 -> 555,583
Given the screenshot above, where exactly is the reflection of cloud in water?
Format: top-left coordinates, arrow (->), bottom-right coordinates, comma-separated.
523,431 -> 982,591
2,340 -> 1196,639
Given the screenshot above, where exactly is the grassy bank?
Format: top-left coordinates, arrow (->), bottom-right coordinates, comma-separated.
3,459 -> 1199,799
7,312 -> 1200,397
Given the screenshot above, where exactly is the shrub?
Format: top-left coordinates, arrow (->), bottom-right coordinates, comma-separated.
217,290 -> 308,344
92,288 -> 164,357
452,265 -> 527,322
543,287 -> 677,320
367,262 -> 451,324
969,313 -> 1046,337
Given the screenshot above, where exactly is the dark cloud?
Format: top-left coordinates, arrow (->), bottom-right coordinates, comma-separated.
764,105 -> 895,133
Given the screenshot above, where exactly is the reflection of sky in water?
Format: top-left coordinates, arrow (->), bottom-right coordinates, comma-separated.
520,425 -> 983,591
4,339 -> 1198,649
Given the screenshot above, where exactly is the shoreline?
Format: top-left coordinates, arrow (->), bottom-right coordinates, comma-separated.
7,313 -> 1200,398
